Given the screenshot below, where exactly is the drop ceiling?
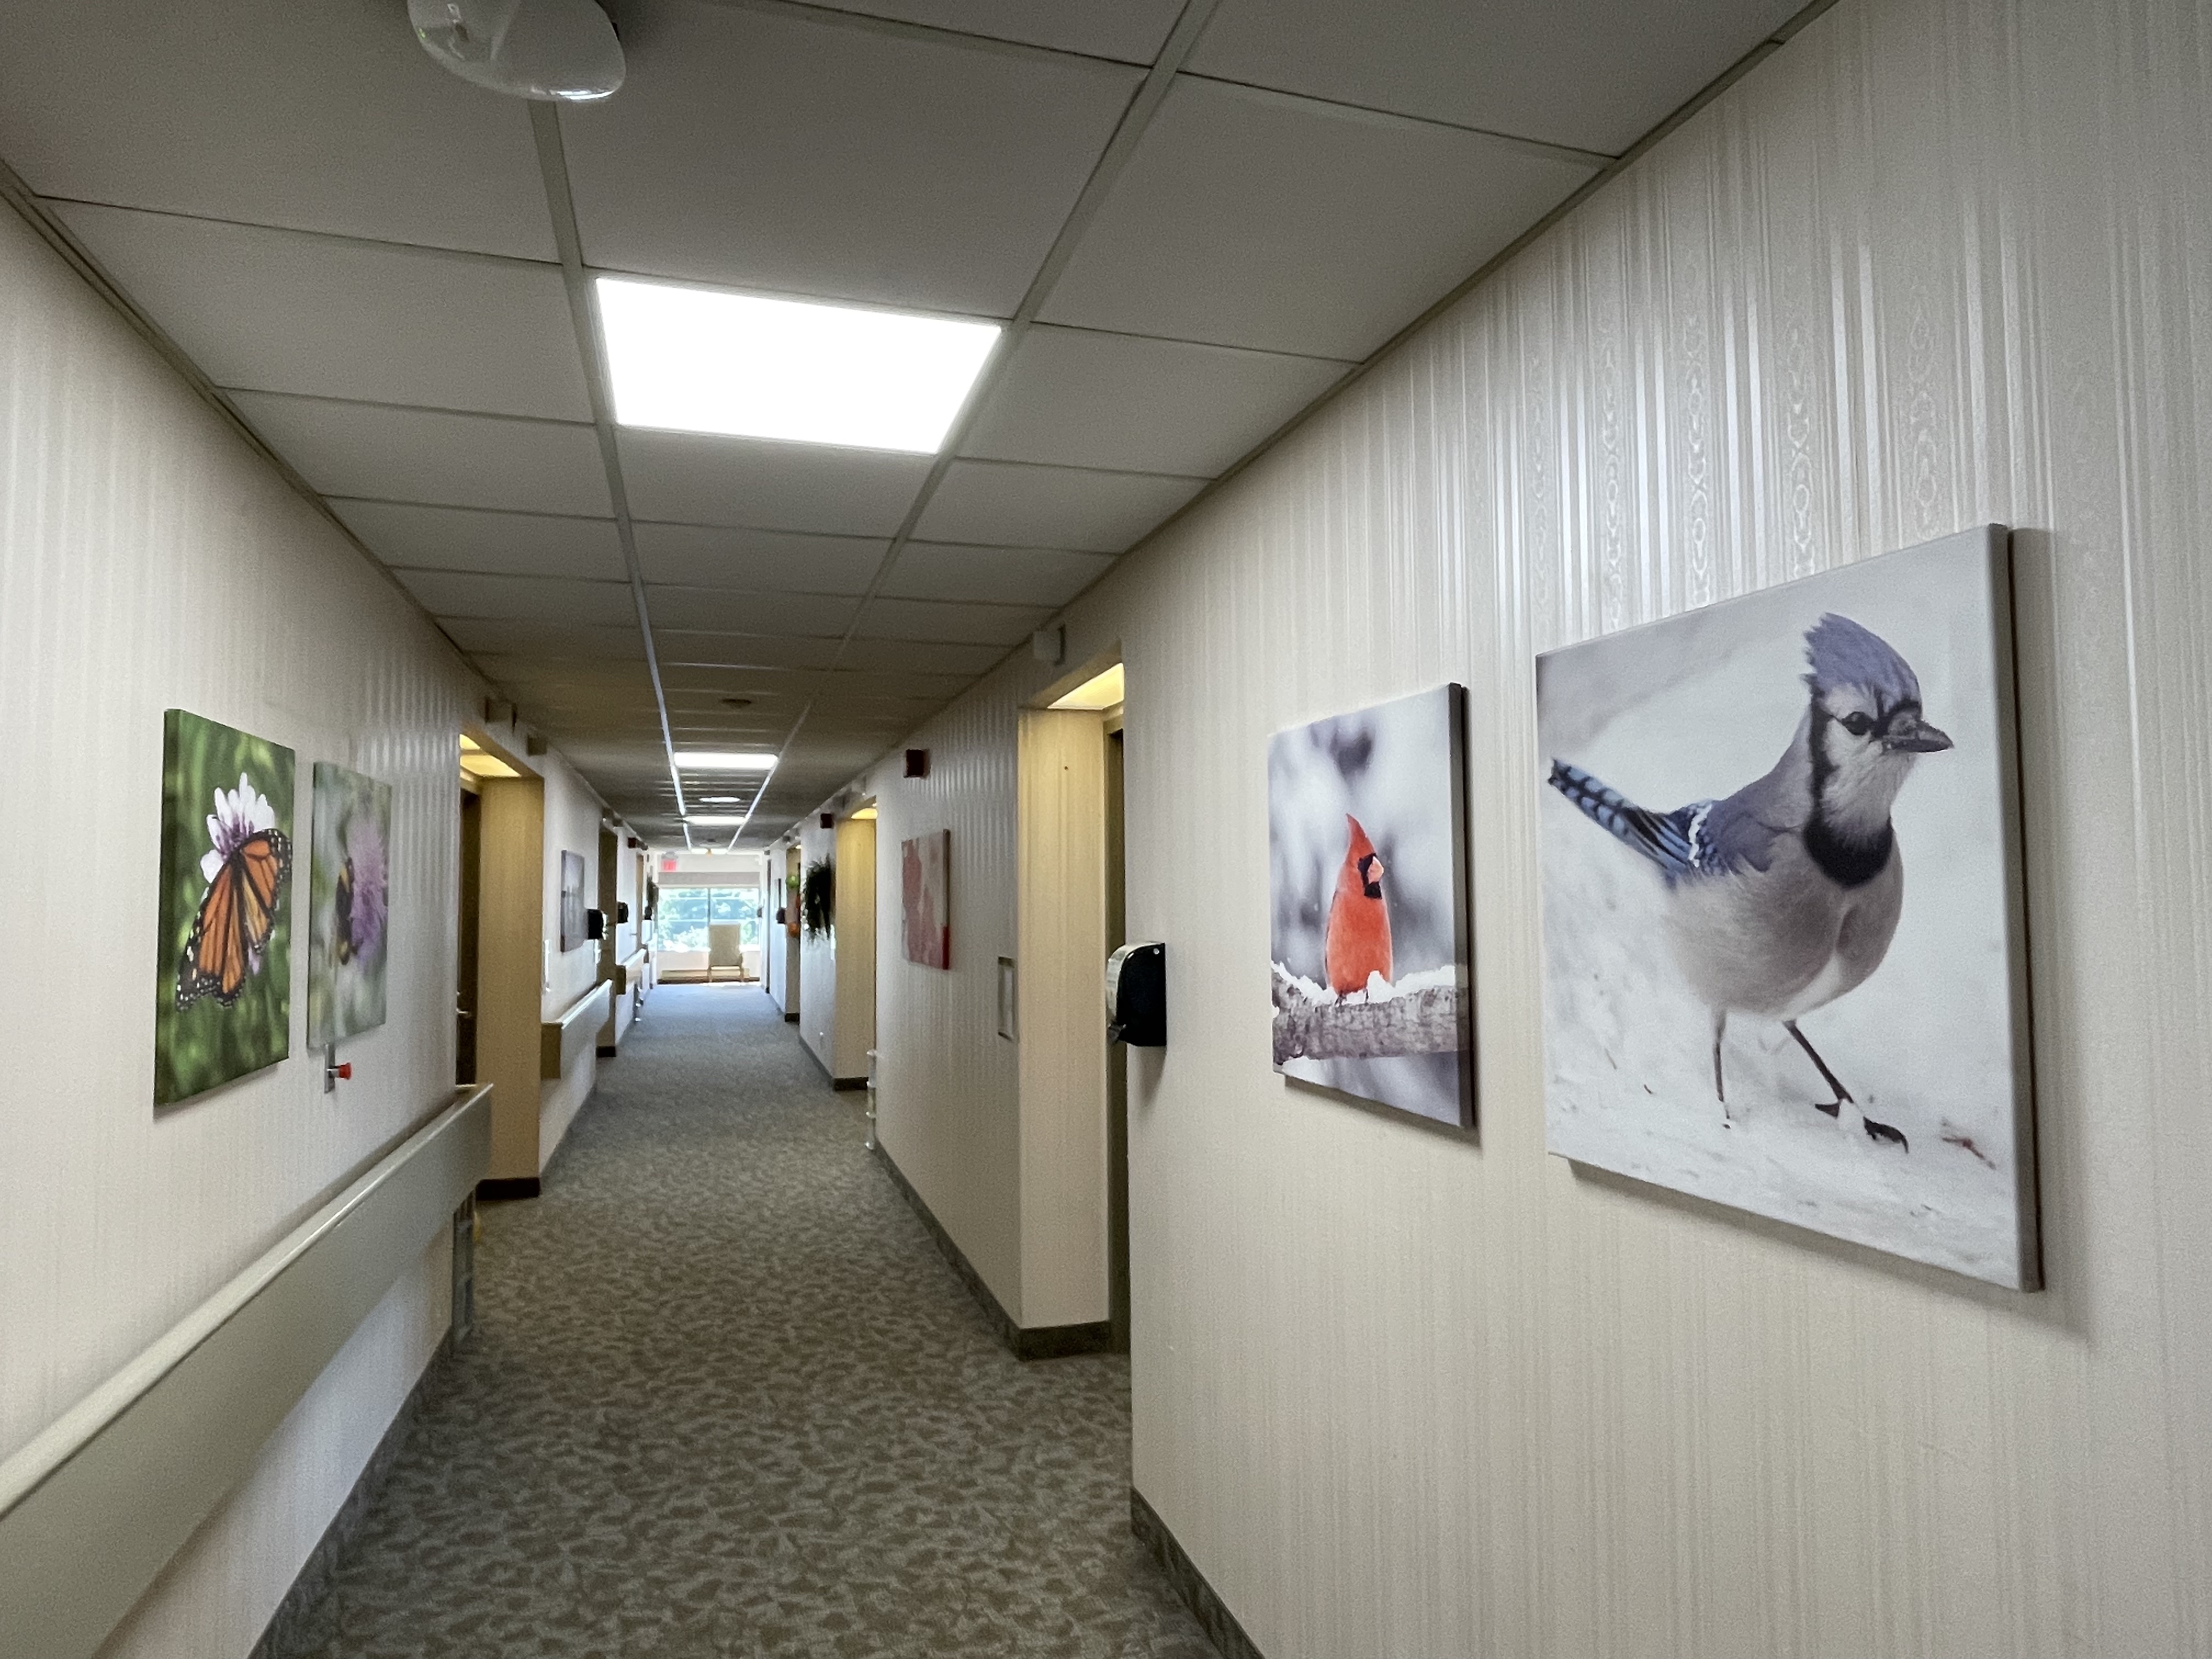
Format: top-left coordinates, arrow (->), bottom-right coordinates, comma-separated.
0,0 -> 1805,845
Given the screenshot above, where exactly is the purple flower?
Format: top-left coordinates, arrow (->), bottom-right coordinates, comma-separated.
346,814 -> 388,961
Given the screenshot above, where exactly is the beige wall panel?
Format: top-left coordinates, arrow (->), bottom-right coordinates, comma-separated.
832,816 -> 878,1079
0,204 -> 482,1657
476,776 -> 545,1180
1015,710 -> 1110,1328
837,0 -> 2212,1650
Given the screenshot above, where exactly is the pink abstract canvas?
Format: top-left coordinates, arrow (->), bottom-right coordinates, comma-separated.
901,830 -> 950,968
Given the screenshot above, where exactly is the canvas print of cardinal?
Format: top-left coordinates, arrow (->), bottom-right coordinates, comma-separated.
1537,526 -> 2039,1288
1269,684 -> 1474,1127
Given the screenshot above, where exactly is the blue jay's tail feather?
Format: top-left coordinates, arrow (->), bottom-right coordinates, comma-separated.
1548,761 -> 1705,879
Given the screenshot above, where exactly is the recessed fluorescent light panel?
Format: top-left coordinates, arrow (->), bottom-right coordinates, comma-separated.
597,277 -> 999,454
1049,663 -> 1124,711
674,751 -> 778,771
683,815 -> 747,826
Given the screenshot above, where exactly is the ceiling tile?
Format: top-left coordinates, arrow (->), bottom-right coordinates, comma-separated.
329,501 -> 625,581
797,0 -> 1183,62
1186,0 -> 1801,156
57,206 -> 587,420
646,588 -> 861,635
884,541 -> 1114,607
631,522 -> 889,593
915,460 -> 1202,552
854,599 -> 1049,647
840,637 -> 1011,675
397,571 -> 635,627
617,429 -> 930,535
0,0 -> 553,258
560,2 -> 1141,314
962,324 -> 1350,476
1040,77 -> 1598,358
441,618 -> 645,660
226,392 -> 611,516
656,634 -> 848,671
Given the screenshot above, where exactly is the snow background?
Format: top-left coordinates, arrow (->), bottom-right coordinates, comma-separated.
1269,685 -> 1471,1125
1536,533 -> 2035,1285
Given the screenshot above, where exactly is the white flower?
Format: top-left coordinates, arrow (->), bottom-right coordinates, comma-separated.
201,772 -> 276,881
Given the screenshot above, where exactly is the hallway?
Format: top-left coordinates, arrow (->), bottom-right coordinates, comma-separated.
278,985 -> 1210,1659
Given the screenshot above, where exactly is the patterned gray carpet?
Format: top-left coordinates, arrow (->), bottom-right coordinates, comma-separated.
280,983 -> 1213,1658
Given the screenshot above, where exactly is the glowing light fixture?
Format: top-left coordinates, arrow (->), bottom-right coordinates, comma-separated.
459,734 -> 522,778
597,277 -> 999,454
850,807 -> 877,820
1048,663 -> 1124,711
683,815 -> 747,826
673,750 -> 778,771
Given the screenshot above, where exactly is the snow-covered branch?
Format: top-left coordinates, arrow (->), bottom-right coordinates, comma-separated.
1271,963 -> 1466,1065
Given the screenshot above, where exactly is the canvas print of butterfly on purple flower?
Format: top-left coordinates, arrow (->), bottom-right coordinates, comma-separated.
155,709 -> 294,1107
1536,527 -> 2039,1288
307,762 -> 391,1050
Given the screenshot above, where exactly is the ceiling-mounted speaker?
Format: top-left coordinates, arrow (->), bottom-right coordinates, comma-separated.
409,0 -> 625,102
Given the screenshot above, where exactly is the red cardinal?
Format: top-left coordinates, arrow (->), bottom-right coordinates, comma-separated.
1325,814 -> 1392,994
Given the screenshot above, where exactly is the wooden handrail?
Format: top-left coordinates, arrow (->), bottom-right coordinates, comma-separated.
540,980 -> 611,1080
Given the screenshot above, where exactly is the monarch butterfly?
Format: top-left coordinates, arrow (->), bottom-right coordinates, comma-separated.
178,828 -> 292,1008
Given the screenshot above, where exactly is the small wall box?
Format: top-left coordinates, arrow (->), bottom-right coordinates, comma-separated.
1106,943 -> 1166,1047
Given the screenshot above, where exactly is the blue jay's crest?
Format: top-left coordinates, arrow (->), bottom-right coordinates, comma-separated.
1804,613 -> 1920,705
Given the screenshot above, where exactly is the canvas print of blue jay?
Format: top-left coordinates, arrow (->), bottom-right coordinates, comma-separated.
1270,684 -> 1474,1127
1537,527 -> 2038,1288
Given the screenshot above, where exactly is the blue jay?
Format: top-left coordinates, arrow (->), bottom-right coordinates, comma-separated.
1549,613 -> 1952,1150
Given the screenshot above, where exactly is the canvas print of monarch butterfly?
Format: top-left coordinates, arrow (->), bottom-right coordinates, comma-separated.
308,761 -> 391,1049
155,709 -> 295,1107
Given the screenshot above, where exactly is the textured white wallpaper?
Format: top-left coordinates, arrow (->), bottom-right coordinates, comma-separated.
0,204 -> 479,1653
862,0 -> 2211,1650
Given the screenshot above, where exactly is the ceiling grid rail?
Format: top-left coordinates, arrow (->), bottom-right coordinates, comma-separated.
527,99 -> 695,841
730,0 -> 1225,847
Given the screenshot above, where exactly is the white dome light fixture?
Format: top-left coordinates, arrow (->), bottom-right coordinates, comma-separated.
409,0 -> 624,101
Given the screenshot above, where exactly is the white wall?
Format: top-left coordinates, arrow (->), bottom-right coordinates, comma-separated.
0,203 -> 476,1656
843,0 -> 2212,1650
853,706 -> 1025,1315
535,756 -> 604,1164
797,820 -> 839,1073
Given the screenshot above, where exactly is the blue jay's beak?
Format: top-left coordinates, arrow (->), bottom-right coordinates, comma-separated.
1885,717 -> 1952,753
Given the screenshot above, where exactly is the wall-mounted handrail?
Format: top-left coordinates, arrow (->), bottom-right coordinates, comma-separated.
540,980 -> 611,1080
0,1084 -> 493,1659
614,947 -> 648,996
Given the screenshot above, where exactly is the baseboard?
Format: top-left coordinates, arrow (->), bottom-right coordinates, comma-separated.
1131,1488 -> 1263,1659
870,1143 -> 1114,1362
249,1335 -> 452,1659
475,1176 -> 540,1200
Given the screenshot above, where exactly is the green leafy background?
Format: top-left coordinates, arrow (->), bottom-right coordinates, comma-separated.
155,709 -> 295,1107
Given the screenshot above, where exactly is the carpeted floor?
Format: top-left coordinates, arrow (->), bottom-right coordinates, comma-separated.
278,982 -> 1212,1659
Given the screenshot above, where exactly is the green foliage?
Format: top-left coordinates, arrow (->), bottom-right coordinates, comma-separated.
801,857 -> 836,940
154,710 -> 295,1107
